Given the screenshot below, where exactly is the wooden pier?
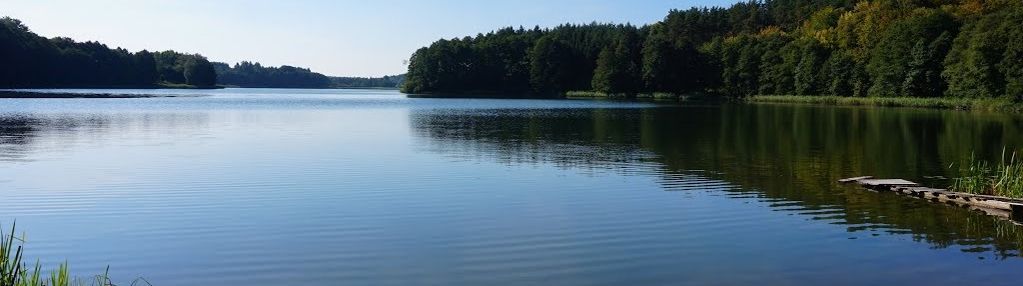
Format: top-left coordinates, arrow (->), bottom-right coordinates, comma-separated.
839,176 -> 1023,222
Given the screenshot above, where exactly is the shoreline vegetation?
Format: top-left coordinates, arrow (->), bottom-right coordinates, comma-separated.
952,150 -> 1023,199
744,95 -> 1023,112
566,91 -> 701,100
412,90 -> 1023,112
152,82 -> 224,89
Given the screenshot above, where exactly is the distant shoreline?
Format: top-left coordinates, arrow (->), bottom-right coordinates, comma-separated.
1,83 -> 222,90
218,86 -> 400,90
0,86 -> 405,99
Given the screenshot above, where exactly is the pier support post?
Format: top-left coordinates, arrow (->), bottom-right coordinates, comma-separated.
1011,204 -> 1023,221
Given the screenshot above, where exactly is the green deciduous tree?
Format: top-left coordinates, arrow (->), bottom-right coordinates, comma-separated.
592,32 -> 642,95
794,39 -> 827,95
943,7 -> 1020,98
183,57 -> 217,87
529,35 -> 575,94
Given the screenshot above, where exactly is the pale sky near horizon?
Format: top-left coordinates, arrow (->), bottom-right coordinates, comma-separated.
1,0 -> 740,77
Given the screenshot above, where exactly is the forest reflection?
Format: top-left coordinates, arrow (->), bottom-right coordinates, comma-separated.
0,112 -> 211,162
410,103 -> 1023,259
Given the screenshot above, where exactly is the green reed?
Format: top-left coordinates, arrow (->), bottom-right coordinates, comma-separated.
951,150 -> 1023,198
992,151 -> 1023,199
1,223 -> 147,286
2,223 -> 24,286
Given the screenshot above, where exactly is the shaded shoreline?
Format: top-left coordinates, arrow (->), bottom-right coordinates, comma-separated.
405,92 -> 561,99
746,95 -> 1023,112
0,90 -> 206,98
408,91 -> 1023,113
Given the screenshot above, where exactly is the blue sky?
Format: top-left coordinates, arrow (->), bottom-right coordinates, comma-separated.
2,0 -> 740,77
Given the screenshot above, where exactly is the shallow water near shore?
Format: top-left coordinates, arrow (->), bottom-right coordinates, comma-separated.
2,88 -> 1023,285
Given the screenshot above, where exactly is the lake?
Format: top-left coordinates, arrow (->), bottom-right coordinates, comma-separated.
2,88 -> 1022,285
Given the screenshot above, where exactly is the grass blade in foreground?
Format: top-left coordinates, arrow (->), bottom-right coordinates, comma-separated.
1,223 -> 149,286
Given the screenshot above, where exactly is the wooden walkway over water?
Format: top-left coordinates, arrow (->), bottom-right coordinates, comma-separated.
839,176 -> 1023,222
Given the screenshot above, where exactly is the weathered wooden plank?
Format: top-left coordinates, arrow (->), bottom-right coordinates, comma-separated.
857,179 -> 918,187
974,199 -> 1013,211
838,176 -> 873,183
969,194 -> 1023,204
895,186 -> 944,193
843,175 -> 1023,222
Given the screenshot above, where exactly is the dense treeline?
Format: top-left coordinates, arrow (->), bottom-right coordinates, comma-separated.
0,17 -> 216,88
214,61 -> 331,88
402,0 -> 1023,100
213,61 -> 405,88
330,74 -> 405,88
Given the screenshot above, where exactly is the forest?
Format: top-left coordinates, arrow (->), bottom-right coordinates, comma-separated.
215,61 -> 405,88
331,74 -> 405,88
401,0 -> 1023,100
214,61 -> 332,88
0,17 -> 217,88
1,16 -> 404,89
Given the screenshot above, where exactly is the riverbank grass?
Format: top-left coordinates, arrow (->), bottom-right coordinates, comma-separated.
951,151 -> 1023,199
748,95 -> 1020,111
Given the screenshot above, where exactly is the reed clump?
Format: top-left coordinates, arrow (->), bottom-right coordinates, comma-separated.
1,223 -> 148,286
951,150 -> 1023,199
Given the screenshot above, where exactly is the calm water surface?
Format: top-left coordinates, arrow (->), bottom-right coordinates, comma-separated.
1,89 -> 1022,285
